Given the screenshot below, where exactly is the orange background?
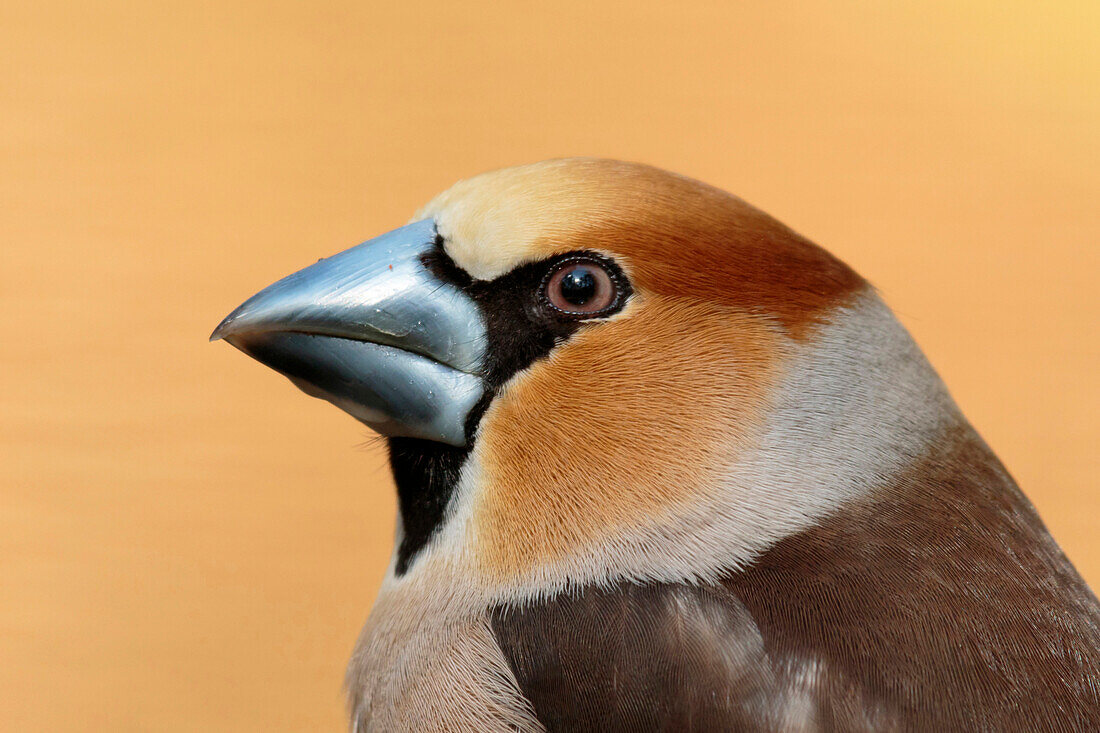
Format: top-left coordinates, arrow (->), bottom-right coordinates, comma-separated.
2,1 -> 1097,730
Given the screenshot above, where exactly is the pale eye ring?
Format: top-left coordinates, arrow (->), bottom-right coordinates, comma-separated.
541,256 -> 623,317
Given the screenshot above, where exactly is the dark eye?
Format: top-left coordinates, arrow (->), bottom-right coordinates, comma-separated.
542,257 -> 621,316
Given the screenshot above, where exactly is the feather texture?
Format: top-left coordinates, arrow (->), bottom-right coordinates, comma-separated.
491,425 -> 1100,731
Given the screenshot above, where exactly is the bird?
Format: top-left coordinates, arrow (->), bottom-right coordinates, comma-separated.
212,158 -> 1100,731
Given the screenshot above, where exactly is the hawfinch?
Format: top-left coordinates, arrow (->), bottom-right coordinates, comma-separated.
213,159 -> 1100,731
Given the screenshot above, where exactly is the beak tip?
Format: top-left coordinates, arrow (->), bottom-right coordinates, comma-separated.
209,316 -> 234,342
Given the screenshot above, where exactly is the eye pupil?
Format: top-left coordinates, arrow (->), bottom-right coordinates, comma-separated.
558,267 -> 597,305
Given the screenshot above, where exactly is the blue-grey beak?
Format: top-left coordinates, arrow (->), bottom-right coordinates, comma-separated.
211,219 -> 485,446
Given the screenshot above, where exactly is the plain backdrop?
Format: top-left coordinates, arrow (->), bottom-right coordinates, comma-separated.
2,1 -> 1097,730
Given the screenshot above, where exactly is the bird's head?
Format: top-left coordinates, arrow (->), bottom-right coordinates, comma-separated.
213,159 -> 955,596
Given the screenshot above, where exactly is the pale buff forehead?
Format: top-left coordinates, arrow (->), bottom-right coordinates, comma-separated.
413,158 -> 683,280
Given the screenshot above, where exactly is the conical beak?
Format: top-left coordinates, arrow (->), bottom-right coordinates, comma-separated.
211,219 -> 485,446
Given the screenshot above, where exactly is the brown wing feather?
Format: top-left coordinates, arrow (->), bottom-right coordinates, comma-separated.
727,424 -> 1100,730
491,583 -> 895,731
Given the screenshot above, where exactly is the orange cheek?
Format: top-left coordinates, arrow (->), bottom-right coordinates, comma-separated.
470,296 -> 784,581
